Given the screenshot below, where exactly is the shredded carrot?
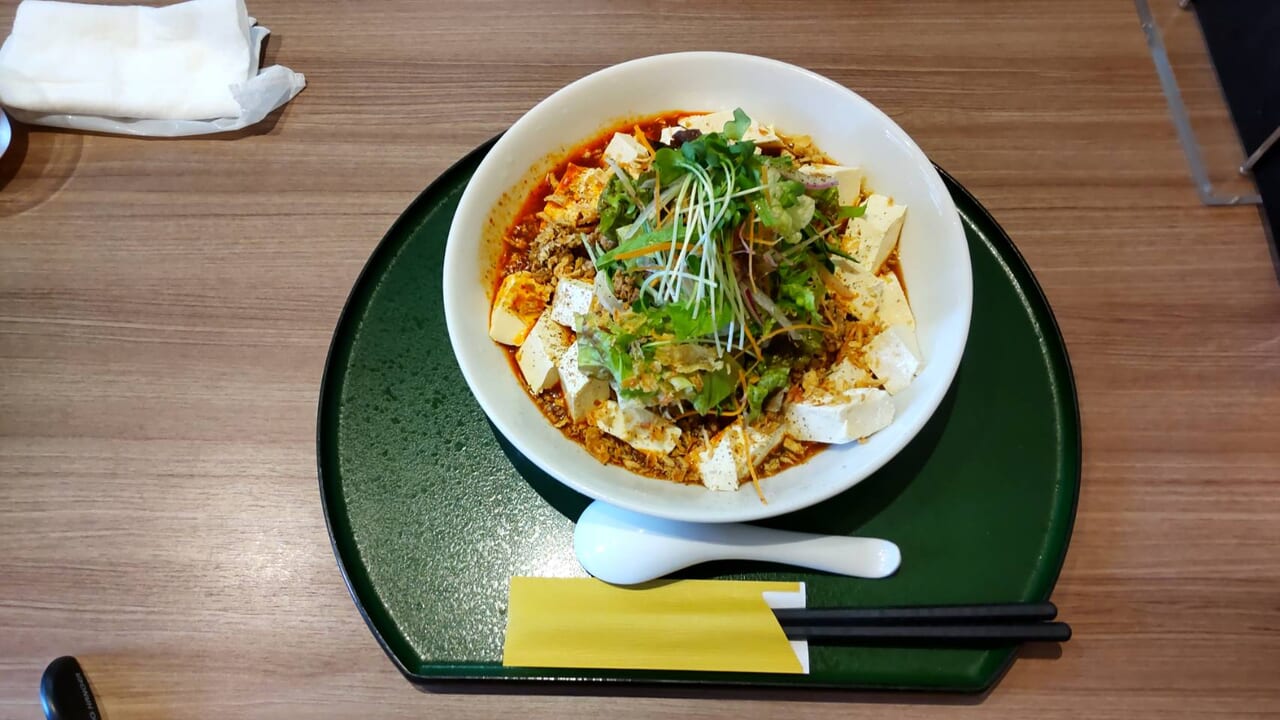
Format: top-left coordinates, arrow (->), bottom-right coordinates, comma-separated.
757,322 -> 833,344
653,172 -> 662,226
742,320 -> 764,360
611,241 -> 677,262
737,422 -> 766,503
721,404 -> 744,418
820,301 -> 838,331
673,401 -> 745,422
633,125 -> 655,155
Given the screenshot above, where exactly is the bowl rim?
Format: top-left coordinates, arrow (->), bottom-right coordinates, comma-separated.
443,51 -> 971,522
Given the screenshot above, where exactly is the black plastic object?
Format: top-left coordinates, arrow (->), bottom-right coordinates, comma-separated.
40,656 -> 102,720
773,602 -> 1070,645
772,601 -> 1059,626
782,622 -> 1072,644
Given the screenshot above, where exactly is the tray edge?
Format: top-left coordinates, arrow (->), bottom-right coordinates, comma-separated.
317,137 -> 502,682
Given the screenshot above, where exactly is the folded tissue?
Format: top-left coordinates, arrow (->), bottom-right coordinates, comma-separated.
0,0 -> 305,136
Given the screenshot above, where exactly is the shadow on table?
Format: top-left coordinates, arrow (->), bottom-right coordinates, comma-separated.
0,119 -> 83,218
410,641 -> 1064,702
411,636 -> 1063,702
0,101 -> 285,221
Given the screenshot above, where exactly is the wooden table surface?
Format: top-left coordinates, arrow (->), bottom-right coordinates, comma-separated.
2,0 -> 1278,717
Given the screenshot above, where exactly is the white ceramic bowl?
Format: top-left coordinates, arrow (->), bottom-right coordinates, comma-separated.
444,52 -> 971,523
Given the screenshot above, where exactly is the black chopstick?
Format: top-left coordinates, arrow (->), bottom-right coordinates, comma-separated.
782,622 -> 1071,643
771,603 -> 1070,645
772,601 -> 1058,626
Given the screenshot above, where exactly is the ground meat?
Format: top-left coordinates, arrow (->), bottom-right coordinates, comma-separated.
556,400 -> 744,486
508,217 -> 540,250
553,253 -> 595,282
610,271 -> 640,305
580,426 -> 615,466
822,323 -> 844,356
527,221 -> 583,266
799,369 -> 821,395
782,134 -> 832,166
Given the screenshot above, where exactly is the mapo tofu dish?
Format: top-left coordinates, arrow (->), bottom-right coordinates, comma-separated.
489,109 -> 922,499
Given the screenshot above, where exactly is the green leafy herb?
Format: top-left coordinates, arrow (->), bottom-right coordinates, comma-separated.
691,364 -> 737,414
596,175 -> 639,240
836,204 -> 867,220
745,362 -> 792,420
815,236 -> 857,264
721,108 -> 752,141
776,180 -> 806,208
577,324 -> 631,383
776,258 -> 824,324
576,108 -> 858,418
652,146 -> 686,185
654,301 -> 722,341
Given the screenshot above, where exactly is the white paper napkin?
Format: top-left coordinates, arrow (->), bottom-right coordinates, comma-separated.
0,0 -> 305,136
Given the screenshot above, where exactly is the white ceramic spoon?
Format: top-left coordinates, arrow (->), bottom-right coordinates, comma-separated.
574,500 -> 901,585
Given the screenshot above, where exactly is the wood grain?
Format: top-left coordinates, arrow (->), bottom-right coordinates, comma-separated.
2,0 -> 1279,717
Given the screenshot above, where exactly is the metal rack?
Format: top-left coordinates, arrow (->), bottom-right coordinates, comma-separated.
1138,0 -> 1265,205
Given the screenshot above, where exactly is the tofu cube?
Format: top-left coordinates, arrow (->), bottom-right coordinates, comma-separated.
696,420 -> 786,492
740,122 -> 782,147
557,341 -> 609,422
878,271 -> 915,329
843,194 -> 906,274
489,271 -> 550,345
798,164 -> 864,206
865,324 -> 923,395
549,277 -> 595,329
784,388 -> 896,444
603,132 -> 651,177
516,310 -> 572,394
824,359 -> 871,394
677,110 -> 735,135
830,260 -> 883,323
668,111 -> 782,147
542,164 -> 610,227
591,400 -> 682,454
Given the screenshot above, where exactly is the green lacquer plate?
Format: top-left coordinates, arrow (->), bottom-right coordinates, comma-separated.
318,139 -> 1080,692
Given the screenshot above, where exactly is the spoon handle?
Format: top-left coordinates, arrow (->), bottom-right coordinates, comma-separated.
572,501 -> 903,583
717,525 -> 901,579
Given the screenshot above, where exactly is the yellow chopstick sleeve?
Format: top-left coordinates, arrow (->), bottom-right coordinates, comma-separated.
503,577 -> 804,674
